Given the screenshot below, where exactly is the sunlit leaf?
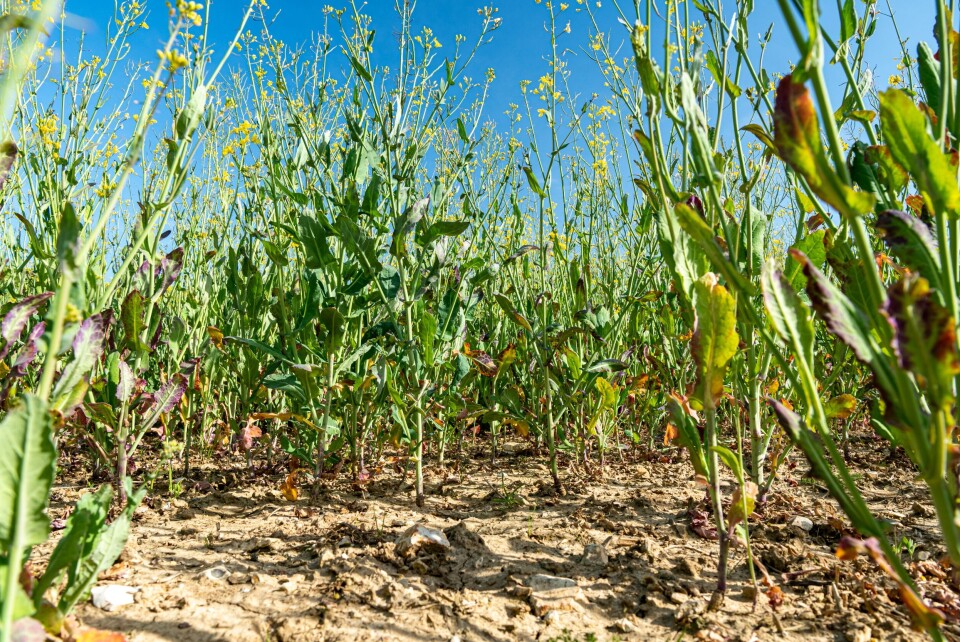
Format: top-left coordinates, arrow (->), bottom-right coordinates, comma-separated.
692,274 -> 738,404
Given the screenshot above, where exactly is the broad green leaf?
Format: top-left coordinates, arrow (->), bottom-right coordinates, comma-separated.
0,395 -> 55,549
33,485 -> 112,604
917,42 -> 942,119
784,230 -> 826,292
674,203 -> 755,296
377,265 -> 401,301
692,274 -> 739,404
762,261 -> 815,368
58,483 -> 146,614
879,89 -> 960,219
120,290 -> 147,352
318,307 -> 347,353
419,312 -> 438,366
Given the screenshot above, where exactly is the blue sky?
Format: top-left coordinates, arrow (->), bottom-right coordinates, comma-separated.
58,0 -> 936,131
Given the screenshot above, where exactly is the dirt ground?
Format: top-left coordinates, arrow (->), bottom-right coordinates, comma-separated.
38,438 -> 960,642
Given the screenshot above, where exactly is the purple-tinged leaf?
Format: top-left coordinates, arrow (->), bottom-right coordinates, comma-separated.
883,274 -> 960,404
11,617 -> 46,642
767,397 -> 802,441
141,373 -> 187,431
0,292 -> 52,359
0,321 -> 45,406
794,249 -> 879,365
148,311 -> 163,351
52,313 -> 108,405
159,247 -> 184,294
10,321 -> 45,378
116,359 -> 135,403
875,210 -> 940,287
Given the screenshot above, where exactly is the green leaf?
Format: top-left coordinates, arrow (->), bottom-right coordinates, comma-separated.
674,203 -> 755,296
0,395 -> 56,550
879,89 -> 960,220
33,485 -> 112,605
120,290 -> 147,353
762,261 -> 815,368
711,445 -> 744,483
423,220 -> 470,245
318,307 -> 347,353
58,483 -> 146,614
692,274 -> 739,404
377,266 -> 401,301
420,312 -> 438,366
917,42 -> 941,113
784,229 -> 826,291
349,55 -> 373,82
839,0 -> 856,42
522,167 -> 545,199
704,50 -> 741,98
494,293 -> 532,332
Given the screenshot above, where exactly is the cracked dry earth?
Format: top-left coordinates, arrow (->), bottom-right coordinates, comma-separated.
39,442 -> 960,642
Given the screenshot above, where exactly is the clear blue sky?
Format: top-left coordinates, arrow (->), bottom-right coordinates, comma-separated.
57,0 -> 936,130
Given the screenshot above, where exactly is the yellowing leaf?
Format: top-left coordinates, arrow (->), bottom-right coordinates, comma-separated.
280,471 -> 300,501
727,481 -> 758,531
824,394 -> 857,420
207,325 -> 224,349
692,273 -> 739,404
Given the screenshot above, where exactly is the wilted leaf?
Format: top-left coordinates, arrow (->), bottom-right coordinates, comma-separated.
773,75 -> 875,219
884,274 -> 960,404
207,325 -> 224,349
281,471 -> 300,501
240,421 -> 262,451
